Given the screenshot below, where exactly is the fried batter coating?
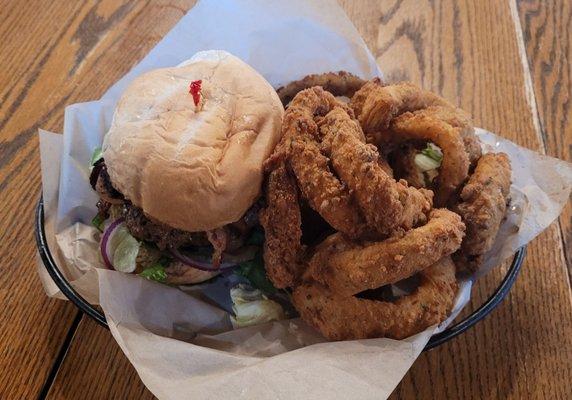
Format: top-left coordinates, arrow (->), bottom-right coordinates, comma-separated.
317,105 -> 366,148
307,209 -> 465,296
279,88 -> 367,238
277,71 -> 366,106
293,256 -> 458,340
378,155 -> 394,177
267,85 -> 345,169
391,144 -> 427,188
350,81 -> 450,132
272,86 -> 435,242
454,153 -> 511,271
324,109 -> 433,236
259,164 -> 305,288
351,81 -> 482,168
412,105 -> 482,167
290,132 -> 367,239
318,107 -> 394,175
391,112 -> 470,206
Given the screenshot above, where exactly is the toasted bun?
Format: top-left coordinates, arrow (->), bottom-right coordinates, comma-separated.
102,51 -> 284,232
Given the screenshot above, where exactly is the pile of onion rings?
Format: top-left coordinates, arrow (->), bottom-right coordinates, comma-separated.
261,73 -> 512,340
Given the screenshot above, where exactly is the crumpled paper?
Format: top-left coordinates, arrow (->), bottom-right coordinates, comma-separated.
36,0 -> 572,399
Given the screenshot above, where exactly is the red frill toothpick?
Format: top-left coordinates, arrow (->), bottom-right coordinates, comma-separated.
189,80 -> 202,108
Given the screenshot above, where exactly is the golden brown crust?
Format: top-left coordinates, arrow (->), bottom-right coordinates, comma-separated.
285,88 -> 367,238
454,153 -> 512,271
390,112 -> 470,206
326,111 -> 433,236
409,105 -> 482,168
307,209 -> 465,296
292,256 -> 458,340
259,79 -> 505,341
350,81 -> 450,132
351,81 -> 482,174
259,164 -> 305,288
277,71 -> 366,106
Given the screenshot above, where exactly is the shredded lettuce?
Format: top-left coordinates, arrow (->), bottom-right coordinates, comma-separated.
139,256 -> 170,283
230,284 -> 285,328
139,263 -> 168,283
109,225 -> 141,273
90,146 -> 103,167
236,252 -> 276,294
414,153 -> 441,172
91,214 -> 105,232
415,143 -> 443,172
420,143 -> 443,163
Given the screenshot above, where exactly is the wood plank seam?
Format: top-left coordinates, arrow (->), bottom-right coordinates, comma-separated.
509,0 -> 543,146
37,312 -> 83,400
509,0 -> 572,291
1,1 -> 565,398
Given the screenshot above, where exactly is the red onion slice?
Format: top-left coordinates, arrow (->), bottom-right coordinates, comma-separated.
170,247 -> 238,271
100,218 -> 124,269
100,218 -> 140,273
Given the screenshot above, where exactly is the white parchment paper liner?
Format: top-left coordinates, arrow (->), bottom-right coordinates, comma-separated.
37,0 -> 572,399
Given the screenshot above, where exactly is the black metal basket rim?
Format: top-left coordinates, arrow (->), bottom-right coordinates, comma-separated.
34,197 -> 525,351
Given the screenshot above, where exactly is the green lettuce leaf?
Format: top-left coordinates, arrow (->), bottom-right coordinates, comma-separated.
139,258 -> 170,283
414,153 -> 441,172
91,214 -> 105,232
420,143 -> 443,163
236,252 -> 276,294
90,146 -> 103,167
415,143 -> 443,172
110,226 -> 141,273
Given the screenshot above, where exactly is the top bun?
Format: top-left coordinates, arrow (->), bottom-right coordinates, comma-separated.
102,50 -> 284,232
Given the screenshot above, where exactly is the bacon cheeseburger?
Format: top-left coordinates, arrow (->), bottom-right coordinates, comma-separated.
89,50 -> 284,285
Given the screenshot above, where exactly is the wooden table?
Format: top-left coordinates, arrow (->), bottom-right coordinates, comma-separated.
1,1 -> 570,398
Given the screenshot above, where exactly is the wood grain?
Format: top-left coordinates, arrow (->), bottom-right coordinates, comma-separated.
0,1 -> 84,399
336,1 -> 572,398
516,0 -> 572,274
1,0 -> 570,399
0,0 -> 194,398
45,318 -> 155,400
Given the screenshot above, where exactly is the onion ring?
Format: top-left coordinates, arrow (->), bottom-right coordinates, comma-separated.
323,108 -> 433,236
350,81 -> 451,132
306,208 -> 465,296
454,153 -> 511,271
351,80 -> 481,170
285,88 -> 368,238
317,108 -> 394,178
292,256 -> 458,340
259,163 -> 306,288
277,71 -> 366,106
390,112 -> 470,206
408,105 -> 482,168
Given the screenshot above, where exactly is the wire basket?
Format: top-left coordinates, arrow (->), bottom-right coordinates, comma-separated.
35,197 -> 525,351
